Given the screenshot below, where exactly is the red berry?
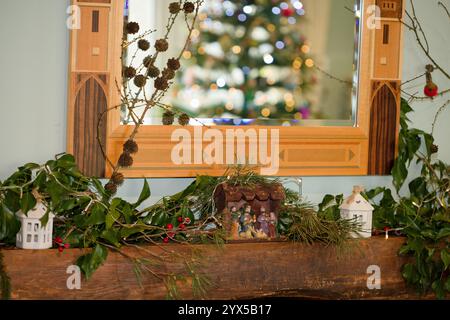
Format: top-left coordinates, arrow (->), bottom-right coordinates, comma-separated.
58,246 -> 64,253
179,223 -> 186,230
281,8 -> 294,17
163,237 -> 169,243
177,217 -> 184,223
167,232 -> 175,238
54,237 -> 63,244
184,217 -> 191,224
64,243 -> 70,249
166,223 -> 174,230
424,83 -> 438,97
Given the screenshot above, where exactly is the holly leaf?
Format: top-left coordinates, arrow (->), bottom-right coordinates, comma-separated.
83,203 -> 106,226
133,179 -> 151,208
105,198 -> 122,229
101,229 -> 121,247
76,244 -> 108,279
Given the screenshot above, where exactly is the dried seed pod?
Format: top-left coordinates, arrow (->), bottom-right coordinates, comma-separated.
431,144 -> 439,154
123,139 -> 139,154
169,2 -> 181,14
143,55 -> 153,68
154,77 -> 169,90
118,152 -> 134,167
167,58 -> 181,71
133,74 -> 147,87
123,66 -> 136,78
162,68 -> 175,80
162,110 -> 175,125
178,113 -> 190,126
183,2 -> 195,13
138,39 -> 150,51
154,39 -> 169,52
105,182 -> 118,195
126,21 -> 140,34
147,65 -> 160,78
111,172 -> 125,186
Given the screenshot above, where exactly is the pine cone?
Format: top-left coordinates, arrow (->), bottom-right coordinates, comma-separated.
118,152 -> 134,167
143,55 -> 153,68
138,39 -> 150,51
183,2 -> 195,13
178,113 -> 190,126
123,66 -> 136,78
431,144 -> 439,154
162,68 -> 175,80
126,22 -> 140,34
154,77 -> 169,90
105,182 -> 118,195
123,139 -> 139,154
167,58 -> 181,71
169,2 -> 181,14
162,111 -> 175,125
134,74 -> 147,87
154,39 -> 169,52
147,65 -> 160,78
111,172 -> 125,186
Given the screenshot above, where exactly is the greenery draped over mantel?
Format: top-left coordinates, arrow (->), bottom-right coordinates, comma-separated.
318,99 -> 449,299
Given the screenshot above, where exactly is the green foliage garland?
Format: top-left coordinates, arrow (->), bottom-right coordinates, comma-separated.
0,161 -> 359,298
318,99 -> 450,299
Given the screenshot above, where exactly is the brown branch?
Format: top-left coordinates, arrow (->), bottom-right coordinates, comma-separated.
401,1 -> 450,79
438,1 -> 450,19
431,99 -> 450,135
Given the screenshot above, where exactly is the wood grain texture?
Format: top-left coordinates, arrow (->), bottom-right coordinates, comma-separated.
368,81 -> 401,175
2,237 -> 437,300
72,74 -> 108,177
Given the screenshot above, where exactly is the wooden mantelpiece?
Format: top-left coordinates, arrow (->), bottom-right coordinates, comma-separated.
2,237 -> 435,300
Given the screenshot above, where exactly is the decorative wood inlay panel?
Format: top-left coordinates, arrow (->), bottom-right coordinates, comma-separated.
73,75 -> 108,177
368,81 -> 400,175
76,6 -> 110,71
376,0 -> 403,18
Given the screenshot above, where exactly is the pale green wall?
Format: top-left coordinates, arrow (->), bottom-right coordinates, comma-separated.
1,0 -> 449,206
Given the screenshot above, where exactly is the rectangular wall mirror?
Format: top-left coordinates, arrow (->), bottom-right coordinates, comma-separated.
67,0 -> 405,178
122,0 -> 361,127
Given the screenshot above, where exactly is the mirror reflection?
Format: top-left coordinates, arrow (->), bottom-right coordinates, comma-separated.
122,0 -> 361,126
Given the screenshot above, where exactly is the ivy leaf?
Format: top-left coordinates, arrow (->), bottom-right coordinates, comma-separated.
55,154 -> 76,169
20,192 -> 36,214
46,180 -> 65,208
76,244 -> 108,279
0,204 -> 20,242
392,155 -> 408,191
441,249 -> 450,270
39,209 -> 51,227
133,179 -> 151,208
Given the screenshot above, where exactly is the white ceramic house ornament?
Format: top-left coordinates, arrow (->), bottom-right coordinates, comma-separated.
339,186 -> 374,238
16,202 -> 54,249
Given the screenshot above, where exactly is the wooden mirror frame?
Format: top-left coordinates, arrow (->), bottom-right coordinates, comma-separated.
67,0 -> 405,178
